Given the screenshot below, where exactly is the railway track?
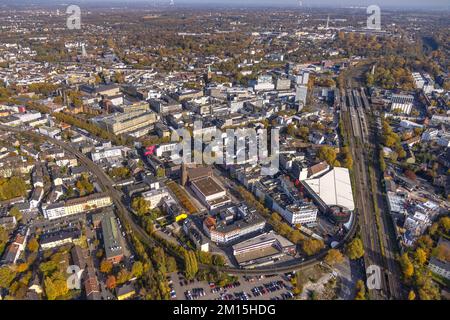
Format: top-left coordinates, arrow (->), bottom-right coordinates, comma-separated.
340,90 -> 388,300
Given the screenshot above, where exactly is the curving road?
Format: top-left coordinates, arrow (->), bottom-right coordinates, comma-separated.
0,124 -> 356,276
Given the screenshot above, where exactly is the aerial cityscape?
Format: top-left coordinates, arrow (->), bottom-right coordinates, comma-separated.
0,0 -> 449,305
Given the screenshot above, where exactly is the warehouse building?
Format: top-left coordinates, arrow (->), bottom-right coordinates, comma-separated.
93,110 -> 157,135
232,231 -> 296,268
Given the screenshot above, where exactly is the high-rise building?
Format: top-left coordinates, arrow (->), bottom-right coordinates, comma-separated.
295,85 -> 308,110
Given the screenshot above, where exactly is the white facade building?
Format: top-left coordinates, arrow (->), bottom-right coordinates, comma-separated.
390,94 -> 414,115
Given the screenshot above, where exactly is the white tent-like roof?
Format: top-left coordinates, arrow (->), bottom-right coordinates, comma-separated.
303,167 -> 355,211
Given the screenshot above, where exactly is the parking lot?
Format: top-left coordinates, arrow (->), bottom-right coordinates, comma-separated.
168,272 -> 295,301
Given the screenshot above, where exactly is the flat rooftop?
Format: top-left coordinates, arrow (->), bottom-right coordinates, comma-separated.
233,231 -> 294,253
102,215 -> 123,259
191,176 -> 224,197
235,245 -> 280,264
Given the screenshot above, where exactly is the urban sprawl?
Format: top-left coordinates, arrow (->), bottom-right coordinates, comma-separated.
0,4 -> 448,301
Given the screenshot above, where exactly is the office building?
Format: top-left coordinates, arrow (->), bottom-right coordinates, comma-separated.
43,193 -> 112,220
102,214 -> 124,264
94,111 -> 157,135
203,205 -> 266,244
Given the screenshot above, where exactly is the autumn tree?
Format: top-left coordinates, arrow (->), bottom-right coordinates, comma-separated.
432,242 -> 450,262
16,263 -> 29,273
156,167 -> 166,178
9,206 -> 22,223
354,280 -> 367,300
0,226 -> 8,255
100,259 -> 113,274
417,275 -> 440,300
131,197 -> 150,216
0,266 -> 17,289
414,248 -> 428,266
324,249 -> 344,266
0,177 -> 28,201
27,237 -> 39,253
76,175 -> 94,196
302,239 -> 325,256
317,146 -> 338,166
346,237 -> 365,260
152,247 -> 167,274
166,256 -> 177,273
106,275 -> 117,290
131,261 -> 144,278
183,250 -> 198,280
399,253 -> 414,279
404,170 -> 417,181
116,269 -> 131,285
44,273 -> 68,300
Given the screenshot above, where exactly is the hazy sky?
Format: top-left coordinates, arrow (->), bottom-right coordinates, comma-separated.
5,0 -> 450,9
175,0 -> 448,8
